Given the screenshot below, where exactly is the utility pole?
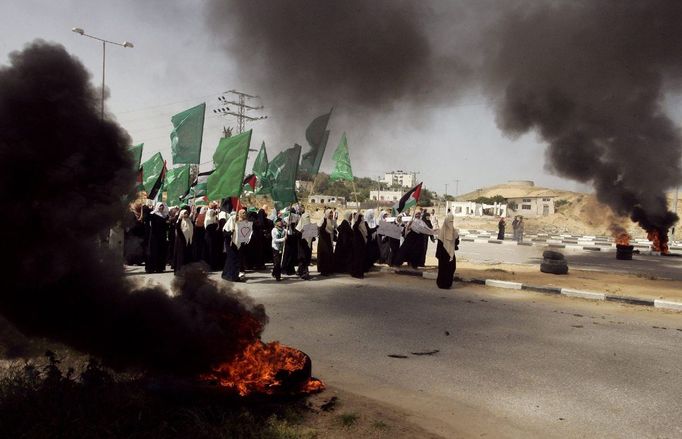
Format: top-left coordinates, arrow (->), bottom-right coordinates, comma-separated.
454,179 -> 461,197
213,90 -> 267,134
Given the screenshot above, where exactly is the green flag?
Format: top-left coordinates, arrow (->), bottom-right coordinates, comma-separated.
329,133 -> 354,181
164,164 -> 190,207
268,144 -> 302,210
129,143 -> 143,170
141,152 -> 166,199
252,141 -> 270,194
299,109 -> 332,178
170,103 -> 206,164
207,130 -> 252,201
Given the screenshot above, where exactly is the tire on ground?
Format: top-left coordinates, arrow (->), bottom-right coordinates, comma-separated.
540,262 -> 568,275
542,258 -> 567,266
542,250 -> 565,260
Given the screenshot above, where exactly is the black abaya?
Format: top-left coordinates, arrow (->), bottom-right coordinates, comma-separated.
281,226 -> 299,275
222,232 -> 241,282
123,211 -> 145,265
351,223 -> 366,279
146,214 -> 168,273
365,225 -> 379,272
173,222 -> 192,275
395,230 -> 423,269
317,219 -> 335,276
333,220 -> 352,274
435,240 -> 456,289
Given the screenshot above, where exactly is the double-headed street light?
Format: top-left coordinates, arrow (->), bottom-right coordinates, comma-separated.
71,27 -> 133,119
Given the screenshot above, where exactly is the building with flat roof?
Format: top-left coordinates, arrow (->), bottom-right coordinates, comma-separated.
507,196 -> 556,217
369,189 -> 403,203
383,170 -> 417,188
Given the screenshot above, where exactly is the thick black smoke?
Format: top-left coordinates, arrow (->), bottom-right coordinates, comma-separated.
0,41 -> 266,375
483,0 -> 682,233
209,0 -> 682,233
206,0 -> 473,135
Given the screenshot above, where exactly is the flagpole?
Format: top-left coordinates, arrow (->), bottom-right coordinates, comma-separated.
351,179 -> 359,209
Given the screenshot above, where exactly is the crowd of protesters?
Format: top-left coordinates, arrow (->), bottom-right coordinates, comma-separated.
123,201 -> 460,289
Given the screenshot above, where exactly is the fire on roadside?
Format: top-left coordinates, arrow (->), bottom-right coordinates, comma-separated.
200,340 -> 325,397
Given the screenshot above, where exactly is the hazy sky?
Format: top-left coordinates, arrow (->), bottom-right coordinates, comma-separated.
2,1 -> 680,197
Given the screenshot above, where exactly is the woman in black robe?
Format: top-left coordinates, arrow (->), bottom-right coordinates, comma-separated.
173,209 -> 193,275
123,204 -> 145,265
317,209 -> 335,276
203,206 -> 222,271
351,213 -> 368,279
192,206 -> 206,263
244,210 -> 265,270
395,212 -> 435,269
217,212 -> 227,269
259,207 -> 274,264
364,209 -> 380,272
497,216 -> 506,240
222,210 -> 245,282
294,211 -> 312,279
167,207 -> 179,269
146,203 -> 169,273
436,213 -> 459,289
419,211 -> 435,267
334,211 -> 353,274
281,213 -> 299,276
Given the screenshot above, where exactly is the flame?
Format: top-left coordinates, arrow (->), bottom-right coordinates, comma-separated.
615,232 -> 631,246
647,229 -> 669,254
201,340 -> 325,396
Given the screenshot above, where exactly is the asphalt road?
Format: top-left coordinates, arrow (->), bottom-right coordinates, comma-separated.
454,241 -> 682,280
139,267 -> 682,438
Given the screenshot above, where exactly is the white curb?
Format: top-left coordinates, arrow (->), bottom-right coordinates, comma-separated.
561,288 -> 606,301
654,299 -> 682,311
485,279 -> 523,290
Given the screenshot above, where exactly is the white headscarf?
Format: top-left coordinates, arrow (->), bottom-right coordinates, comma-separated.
437,213 -> 459,260
179,210 -> 193,245
296,212 -> 311,232
218,211 -> 227,222
365,209 -> 377,228
223,212 -> 238,246
318,209 -> 335,235
152,203 -> 169,219
204,208 -> 217,227
342,210 -> 352,224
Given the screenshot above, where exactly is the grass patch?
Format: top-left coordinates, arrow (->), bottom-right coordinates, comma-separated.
372,420 -> 390,430
338,412 -> 359,427
0,352 -> 315,439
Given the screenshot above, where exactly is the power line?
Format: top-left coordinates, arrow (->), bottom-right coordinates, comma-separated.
213,90 -> 268,134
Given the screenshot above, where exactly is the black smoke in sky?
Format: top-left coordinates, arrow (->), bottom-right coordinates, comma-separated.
208,0 -> 682,232
0,41 -> 267,375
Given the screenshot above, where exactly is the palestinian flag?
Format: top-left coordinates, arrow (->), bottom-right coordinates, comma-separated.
147,161 -> 167,200
242,173 -> 257,192
392,182 -> 423,214
192,170 -> 214,198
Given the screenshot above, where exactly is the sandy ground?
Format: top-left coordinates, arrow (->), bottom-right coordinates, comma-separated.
302,386 -> 443,438
427,258 -> 682,302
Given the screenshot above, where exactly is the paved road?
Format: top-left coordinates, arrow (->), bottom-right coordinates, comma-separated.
139,268 -> 682,438
453,241 -> 682,280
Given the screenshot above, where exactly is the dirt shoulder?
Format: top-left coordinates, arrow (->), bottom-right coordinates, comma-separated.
438,259 -> 682,302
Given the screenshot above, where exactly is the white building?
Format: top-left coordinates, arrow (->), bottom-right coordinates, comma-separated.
370,189 -> 403,203
507,196 -> 555,217
383,170 -> 417,188
446,201 -> 507,217
307,194 -> 346,205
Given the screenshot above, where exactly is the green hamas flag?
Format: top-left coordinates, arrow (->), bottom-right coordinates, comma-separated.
252,141 -> 270,194
170,102 -> 206,164
330,133 -> 354,181
268,144 -> 302,210
165,164 -> 190,207
299,109 -> 332,178
207,130 -> 252,201
129,143 -> 143,171
141,152 -> 166,199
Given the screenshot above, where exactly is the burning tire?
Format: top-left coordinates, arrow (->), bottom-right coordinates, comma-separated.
542,250 -> 565,260
616,245 -> 634,260
540,260 -> 568,275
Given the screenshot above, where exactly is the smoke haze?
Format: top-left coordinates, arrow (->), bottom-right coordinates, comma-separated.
0,41 -> 267,375
209,0 -> 682,231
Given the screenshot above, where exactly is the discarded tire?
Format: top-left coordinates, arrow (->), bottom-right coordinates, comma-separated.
616,245 -> 634,260
542,258 -> 567,266
542,250 -> 565,260
540,262 -> 568,275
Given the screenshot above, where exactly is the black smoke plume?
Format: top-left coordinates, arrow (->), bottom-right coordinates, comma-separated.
209,0 -> 682,234
483,0 -> 682,235
0,41 -> 266,375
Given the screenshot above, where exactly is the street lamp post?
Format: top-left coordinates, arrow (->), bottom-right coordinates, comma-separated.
71,27 -> 133,120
